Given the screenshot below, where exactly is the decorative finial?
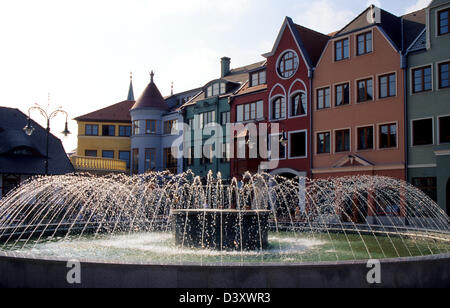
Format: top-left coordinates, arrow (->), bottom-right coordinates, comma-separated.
150,71 -> 154,83
171,81 -> 174,96
130,72 -> 133,81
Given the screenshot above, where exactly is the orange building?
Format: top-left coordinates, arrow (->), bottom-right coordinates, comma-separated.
312,6 -> 407,181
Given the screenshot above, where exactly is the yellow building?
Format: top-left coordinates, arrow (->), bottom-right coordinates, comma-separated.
72,79 -> 135,174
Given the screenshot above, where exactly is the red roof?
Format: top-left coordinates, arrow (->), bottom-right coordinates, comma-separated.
74,100 -> 134,123
132,78 -> 169,111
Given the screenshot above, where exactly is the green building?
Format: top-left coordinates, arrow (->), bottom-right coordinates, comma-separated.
181,57 -> 264,182
405,0 -> 450,215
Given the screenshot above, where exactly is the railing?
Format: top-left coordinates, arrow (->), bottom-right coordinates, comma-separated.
70,156 -> 127,173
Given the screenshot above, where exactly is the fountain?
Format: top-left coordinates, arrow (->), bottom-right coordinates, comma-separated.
0,171 -> 448,287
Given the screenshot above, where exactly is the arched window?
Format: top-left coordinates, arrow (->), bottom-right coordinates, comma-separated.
271,96 -> 286,120
277,51 -> 299,79
290,92 -> 307,117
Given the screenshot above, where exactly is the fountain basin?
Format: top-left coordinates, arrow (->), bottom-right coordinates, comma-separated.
171,209 -> 271,251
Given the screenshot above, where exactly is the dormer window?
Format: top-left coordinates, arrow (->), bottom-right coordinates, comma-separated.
206,82 -> 226,98
250,70 -> 266,87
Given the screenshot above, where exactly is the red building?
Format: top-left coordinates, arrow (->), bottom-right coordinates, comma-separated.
261,17 -> 329,179
230,62 -> 268,179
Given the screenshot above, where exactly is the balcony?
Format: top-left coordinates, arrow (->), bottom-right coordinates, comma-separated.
70,156 -> 127,174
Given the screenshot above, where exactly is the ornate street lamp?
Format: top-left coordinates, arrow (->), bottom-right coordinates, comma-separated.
23,103 -> 71,175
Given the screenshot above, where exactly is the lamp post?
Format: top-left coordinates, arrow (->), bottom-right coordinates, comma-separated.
23,103 -> 71,175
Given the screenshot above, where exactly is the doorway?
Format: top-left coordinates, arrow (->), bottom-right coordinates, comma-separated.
446,179 -> 450,216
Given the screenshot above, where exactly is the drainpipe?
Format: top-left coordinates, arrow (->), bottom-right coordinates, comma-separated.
309,67 -> 314,179
401,18 -> 409,182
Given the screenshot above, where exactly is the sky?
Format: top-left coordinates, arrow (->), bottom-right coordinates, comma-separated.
0,0 -> 431,152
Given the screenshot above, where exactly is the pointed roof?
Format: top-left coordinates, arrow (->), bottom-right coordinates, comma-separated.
263,17 -> 329,69
131,71 -> 169,111
127,73 -> 135,101
334,6 -> 402,51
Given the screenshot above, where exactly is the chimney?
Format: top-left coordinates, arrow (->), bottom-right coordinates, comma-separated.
221,57 -> 231,77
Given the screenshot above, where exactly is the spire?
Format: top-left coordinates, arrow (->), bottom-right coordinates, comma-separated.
150,70 -> 154,83
127,72 -> 135,101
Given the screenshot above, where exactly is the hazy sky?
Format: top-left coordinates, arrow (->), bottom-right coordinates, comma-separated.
0,0 -> 430,152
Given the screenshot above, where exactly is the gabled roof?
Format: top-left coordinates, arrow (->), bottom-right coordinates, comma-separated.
74,100 -> 134,123
334,6 -> 402,51
0,107 -> 74,175
263,17 -> 330,69
132,73 -> 169,111
402,9 -> 427,52
294,24 -> 330,67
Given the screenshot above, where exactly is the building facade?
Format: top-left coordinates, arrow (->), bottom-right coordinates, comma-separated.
312,7 -> 407,182
229,63 -> 267,179
262,17 -> 329,179
130,72 -> 200,175
182,57 -> 262,182
406,0 -> 450,214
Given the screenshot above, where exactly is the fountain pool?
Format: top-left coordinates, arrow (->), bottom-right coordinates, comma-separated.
0,171 -> 448,287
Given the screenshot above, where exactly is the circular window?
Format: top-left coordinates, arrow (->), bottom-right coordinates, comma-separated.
277,51 -> 299,79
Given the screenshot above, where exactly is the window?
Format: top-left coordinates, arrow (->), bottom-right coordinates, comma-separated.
251,70 -> 266,86
357,126 -> 374,150
277,51 -> 299,78
317,87 -> 331,109
269,134 -> 286,160
438,8 -> 449,36
237,101 -> 263,122
146,120 -> 157,134
412,177 -> 437,202
102,125 -> 115,137
199,111 -> 215,129
85,150 -> 97,157
85,125 -> 98,136
357,32 -> 372,55
221,143 -> 231,163
335,38 -> 349,61
119,126 -> 131,137
290,131 -> 307,158
164,120 -> 177,135
412,119 -> 433,146
220,112 -> 230,126
438,62 -> 449,89
317,132 -> 331,154
271,97 -> 286,120
290,92 -> 307,117
133,121 -> 139,135
119,151 -> 130,169
379,73 -> 396,98
335,129 -> 350,152
413,66 -> 432,93
145,148 -> 156,172
335,83 -> 350,106
357,79 -> 373,102
439,116 -> 450,143
102,150 -> 114,159
379,123 -> 397,148
206,82 -> 226,97
186,147 -> 194,167
132,149 -> 139,174
202,145 -> 213,165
